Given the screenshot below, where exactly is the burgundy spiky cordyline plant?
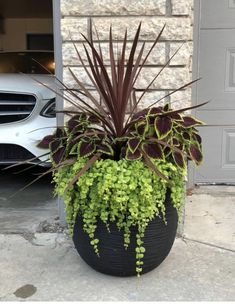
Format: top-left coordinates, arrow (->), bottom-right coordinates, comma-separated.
10,23 -> 206,188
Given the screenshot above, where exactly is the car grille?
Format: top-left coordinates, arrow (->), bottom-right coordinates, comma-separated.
0,144 -> 36,161
0,93 -> 36,124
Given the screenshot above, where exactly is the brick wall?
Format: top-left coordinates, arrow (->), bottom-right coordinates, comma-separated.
60,0 -> 193,110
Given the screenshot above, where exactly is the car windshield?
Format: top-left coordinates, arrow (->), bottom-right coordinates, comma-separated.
0,51 -> 55,74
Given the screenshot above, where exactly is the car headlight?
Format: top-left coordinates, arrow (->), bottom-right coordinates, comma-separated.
40,98 -> 56,118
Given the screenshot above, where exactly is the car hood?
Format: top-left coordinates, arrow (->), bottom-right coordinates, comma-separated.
0,74 -> 56,100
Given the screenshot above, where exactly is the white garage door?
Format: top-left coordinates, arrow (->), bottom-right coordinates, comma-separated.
193,0 -> 235,183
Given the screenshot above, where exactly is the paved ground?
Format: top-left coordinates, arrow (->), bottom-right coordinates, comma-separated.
184,185 -> 235,251
0,168 -> 235,301
0,166 -> 58,233
0,234 -> 234,301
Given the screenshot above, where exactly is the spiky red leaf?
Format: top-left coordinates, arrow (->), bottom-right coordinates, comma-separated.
66,153 -> 101,190
142,153 -> 170,183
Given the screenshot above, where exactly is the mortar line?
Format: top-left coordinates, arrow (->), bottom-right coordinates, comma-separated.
166,0 -> 173,16
62,14 -> 189,18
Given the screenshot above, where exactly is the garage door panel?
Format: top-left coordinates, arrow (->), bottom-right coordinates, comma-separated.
195,126 -> 235,183
201,0 -> 235,28
196,110 -> 235,125
225,48 -> 235,92
222,129 -> 235,168
197,30 -> 235,109
195,0 -> 235,183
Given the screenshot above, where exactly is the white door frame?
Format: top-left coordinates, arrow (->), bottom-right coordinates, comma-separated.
52,0 -> 66,223
188,0 -> 201,189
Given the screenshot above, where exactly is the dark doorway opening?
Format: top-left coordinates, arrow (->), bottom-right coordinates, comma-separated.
0,0 -> 53,52
27,33 -> 54,51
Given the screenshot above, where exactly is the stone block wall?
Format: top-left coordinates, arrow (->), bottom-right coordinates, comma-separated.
60,0 -> 194,111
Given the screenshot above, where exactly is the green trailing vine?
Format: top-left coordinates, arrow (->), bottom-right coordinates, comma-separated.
54,158 -> 186,276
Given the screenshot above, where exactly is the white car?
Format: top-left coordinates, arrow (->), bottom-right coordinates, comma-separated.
0,51 -> 56,166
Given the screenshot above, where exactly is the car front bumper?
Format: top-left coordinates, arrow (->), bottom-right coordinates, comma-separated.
0,104 -> 56,165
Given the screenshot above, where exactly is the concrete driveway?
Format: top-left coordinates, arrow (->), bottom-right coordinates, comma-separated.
0,166 -> 58,233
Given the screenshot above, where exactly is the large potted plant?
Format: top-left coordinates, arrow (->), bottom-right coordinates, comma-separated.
37,23 -> 205,276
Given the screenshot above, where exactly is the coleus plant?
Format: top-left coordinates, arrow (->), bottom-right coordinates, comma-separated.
35,23 -> 206,186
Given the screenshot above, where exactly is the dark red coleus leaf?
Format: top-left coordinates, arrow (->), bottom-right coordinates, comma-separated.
50,139 -> 63,153
172,151 -> 185,168
97,143 -> 114,155
52,146 -> 66,164
192,132 -> 202,144
163,146 -> 171,157
136,122 -> 147,136
180,116 -> 204,128
175,126 -> 183,134
121,146 -> 127,159
148,116 -> 155,125
128,138 -> 141,153
68,143 -> 79,155
154,116 -> 172,139
73,124 -> 86,134
81,136 -> 93,142
142,143 -> 163,159
125,122 -> 136,133
132,109 -> 148,121
178,143 -> 183,150
182,132 -> 191,140
172,138 -> 180,146
88,115 -> 100,124
73,113 -> 87,121
126,148 -> 142,161
163,103 -> 170,112
95,132 -> 107,140
67,114 -> 88,132
148,107 -> 163,116
37,135 -> 55,149
55,127 -> 66,138
79,141 -> 96,157
67,117 -> 78,132
189,144 -> 203,164
169,112 -> 183,121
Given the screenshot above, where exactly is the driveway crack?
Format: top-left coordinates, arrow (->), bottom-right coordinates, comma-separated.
182,236 -> 235,253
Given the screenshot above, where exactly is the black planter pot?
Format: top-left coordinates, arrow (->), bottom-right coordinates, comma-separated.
73,191 -> 178,277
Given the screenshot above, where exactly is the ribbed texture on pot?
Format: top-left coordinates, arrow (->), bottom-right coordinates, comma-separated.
73,191 -> 178,277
